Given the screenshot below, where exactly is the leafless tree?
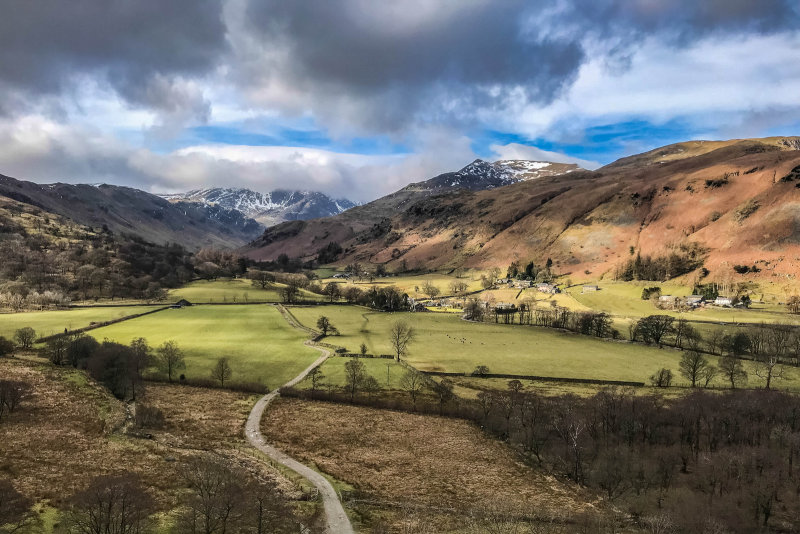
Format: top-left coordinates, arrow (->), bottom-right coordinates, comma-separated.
389,321 -> 415,361
307,366 -> 325,398
421,280 -> 440,299
679,351 -> 709,387
210,357 -> 232,387
400,369 -> 425,409
66,474 -> 155,534
156,340 -> 185,382
719,355 -> 747,389
343,358 -> 366,402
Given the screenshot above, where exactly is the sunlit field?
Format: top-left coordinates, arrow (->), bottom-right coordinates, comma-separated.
0,306 -> 165,340
288,305 -> 799,388
89,305 -> 319,389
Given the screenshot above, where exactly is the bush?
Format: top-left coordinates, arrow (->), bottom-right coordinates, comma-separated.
733,199 -> 759,224
135,404 -> 165,429
650,368 -> 673,388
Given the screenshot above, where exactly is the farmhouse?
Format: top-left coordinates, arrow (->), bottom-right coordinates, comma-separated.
514,280 -> 533,288
496,278 -> 512,285
686,295 -> 704,307
582,285 -> 599,293
536,282 -> 559,294
714,296 -> 734,307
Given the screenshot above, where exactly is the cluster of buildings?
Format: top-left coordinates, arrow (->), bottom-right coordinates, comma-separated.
657,294 -> 736,309
495,278 -> 561,293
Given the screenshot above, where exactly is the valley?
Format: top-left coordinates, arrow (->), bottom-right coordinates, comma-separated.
5,139 -> 800,533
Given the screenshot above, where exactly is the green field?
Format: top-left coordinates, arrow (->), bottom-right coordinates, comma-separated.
168,279 -> 320,304
565,281 -> 800,325
289,305 -> 800,389
300,356 -> 406,389
89,305 -> 319,389
0,306 -> 164,340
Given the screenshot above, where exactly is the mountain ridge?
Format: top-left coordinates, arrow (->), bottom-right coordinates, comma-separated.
160,187 -> 357,227
243,137 -> 800,282
0,174 -> 262,250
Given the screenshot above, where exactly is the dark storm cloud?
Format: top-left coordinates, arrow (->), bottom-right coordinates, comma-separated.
241,0 -> 585,130
240,0 -> 799,131
0,0 -> 227,115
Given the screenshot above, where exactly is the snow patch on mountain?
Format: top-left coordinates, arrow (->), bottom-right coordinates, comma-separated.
161,188 -> 357,228
411,159 -> 582,192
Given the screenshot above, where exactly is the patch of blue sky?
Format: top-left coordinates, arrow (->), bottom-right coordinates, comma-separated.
471,118 -> 706,165
184,123 -> 410,155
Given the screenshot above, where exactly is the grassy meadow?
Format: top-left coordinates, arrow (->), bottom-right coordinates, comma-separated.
0,306 -> 165,340
288,305 -> 800,388
565,281 -> 800,324
167,278 -> 320,304
89,305 -> 319,389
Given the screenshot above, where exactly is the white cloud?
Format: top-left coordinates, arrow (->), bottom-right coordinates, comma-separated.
489,143 -> 601,169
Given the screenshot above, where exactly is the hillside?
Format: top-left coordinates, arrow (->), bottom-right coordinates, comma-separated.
161,187 -> 356,227
0,174 -> 262,250
243,137 -> 800,282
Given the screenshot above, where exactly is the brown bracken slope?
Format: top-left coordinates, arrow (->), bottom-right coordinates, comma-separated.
243,137 -> 800,281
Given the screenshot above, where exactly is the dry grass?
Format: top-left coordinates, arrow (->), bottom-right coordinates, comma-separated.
0,358 -> 314,525
262,398 -> 603,532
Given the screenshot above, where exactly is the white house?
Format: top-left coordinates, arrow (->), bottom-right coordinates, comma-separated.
582,285 -> 599,293
714,296 -> 733,307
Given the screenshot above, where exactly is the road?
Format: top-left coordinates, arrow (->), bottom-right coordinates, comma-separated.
245,339 -> 354,534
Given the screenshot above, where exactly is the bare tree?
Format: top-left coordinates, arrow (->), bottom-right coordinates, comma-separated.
389,321 -> 415,361
754,353 -> 784,390
178,458 -> 245,534
66,474 -> 155,534
400,369 -> 426,409
343,359 -> 366,402
128,337 -> 151,401
248,270 -> 274,290
210,357 -> 232,387
787,295 -> 800,314
449,280 -> 469,299
157,340 -> 185,382
323,282 -> 341,303
421,280 -> 440,299
679,351 -> 709,387
699,365 -> 718,388
719,355 -> 747,389
307,366 -> 325,398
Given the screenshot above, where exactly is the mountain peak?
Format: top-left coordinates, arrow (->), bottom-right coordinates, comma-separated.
419,158 -> 583,192
160,187 -> 356,228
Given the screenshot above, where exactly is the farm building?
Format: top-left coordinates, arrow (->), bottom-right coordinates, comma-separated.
172,299 -> 192,308
686,295 -> 704,307
514,280 -> 533,288
582,285 -> 599,293
536,282 -> 559,294
714,296 -> 734,307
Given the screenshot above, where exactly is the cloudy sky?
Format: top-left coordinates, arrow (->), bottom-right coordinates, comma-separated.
1,0 -> 799,202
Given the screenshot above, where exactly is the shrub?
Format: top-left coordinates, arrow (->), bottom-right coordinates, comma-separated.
650,368 -> 673,388
733,199 -> 759,224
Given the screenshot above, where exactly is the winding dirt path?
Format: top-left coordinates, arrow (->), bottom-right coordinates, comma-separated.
245,308 -> 354,534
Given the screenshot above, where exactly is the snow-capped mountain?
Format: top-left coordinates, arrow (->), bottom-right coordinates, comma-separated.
409,159 -> 582,191
161,188 -> 357,228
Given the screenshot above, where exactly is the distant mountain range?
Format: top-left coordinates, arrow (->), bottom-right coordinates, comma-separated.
161,188 -> 357,227
0,175 -> 262,250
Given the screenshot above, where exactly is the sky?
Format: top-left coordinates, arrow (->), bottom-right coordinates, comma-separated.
0,0 -> 799,203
